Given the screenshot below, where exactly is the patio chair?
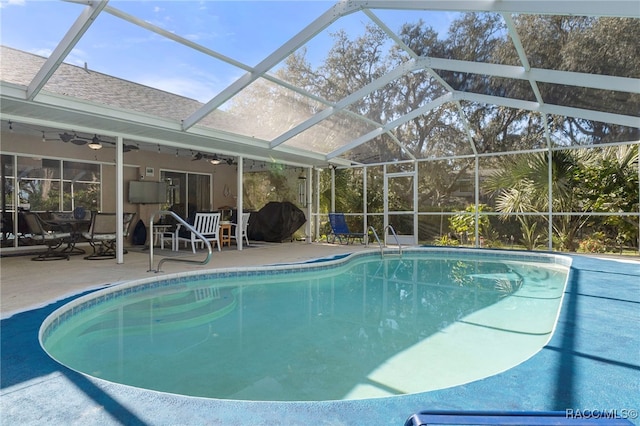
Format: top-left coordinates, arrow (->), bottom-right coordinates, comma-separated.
21,211 -> 71,261
175,212 -> 221,253
328,213 -> 366,245
82,212 -> 136,260
230,212 -> 251,246
3,211 -> 31,246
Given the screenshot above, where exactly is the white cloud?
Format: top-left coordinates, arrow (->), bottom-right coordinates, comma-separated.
0,0 -> 26,9
29,48 -> 52,58
66,48 -> 89,67
137,75 -> 219,103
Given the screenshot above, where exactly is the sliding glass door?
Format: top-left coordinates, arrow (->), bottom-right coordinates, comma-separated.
161,170 -> 211,220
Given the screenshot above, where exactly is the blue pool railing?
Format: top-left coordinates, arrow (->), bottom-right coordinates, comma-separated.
404,410 -> 634,425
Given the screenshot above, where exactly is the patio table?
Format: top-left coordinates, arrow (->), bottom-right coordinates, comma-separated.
46,218 -> 91,255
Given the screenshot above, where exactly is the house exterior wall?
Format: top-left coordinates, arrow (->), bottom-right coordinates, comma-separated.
1,130 -> 239,244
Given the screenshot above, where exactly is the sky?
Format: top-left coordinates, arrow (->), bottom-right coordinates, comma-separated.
0,1 -> 456,103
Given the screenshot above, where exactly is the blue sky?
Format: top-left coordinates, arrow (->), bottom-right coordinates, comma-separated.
1,1 -> 456,102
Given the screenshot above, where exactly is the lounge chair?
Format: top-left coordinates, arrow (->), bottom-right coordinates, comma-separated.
175,212 -> 221,253
328,213 -> 366,245
82,212 -> 136,260
21,211 -> 71,261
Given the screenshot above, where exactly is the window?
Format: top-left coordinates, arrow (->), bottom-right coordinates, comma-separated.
1,155 -> 102,248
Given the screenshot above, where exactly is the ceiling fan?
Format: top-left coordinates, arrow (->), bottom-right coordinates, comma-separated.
57,132 -> 139,152
192,152 -> 221,163
58,131 -> 93,145
192,152 -> 235,165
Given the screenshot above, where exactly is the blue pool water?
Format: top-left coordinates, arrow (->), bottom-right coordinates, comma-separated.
40,249 -> 570,402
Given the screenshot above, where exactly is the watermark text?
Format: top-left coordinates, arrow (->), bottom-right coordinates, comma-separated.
565,409 -> 638,420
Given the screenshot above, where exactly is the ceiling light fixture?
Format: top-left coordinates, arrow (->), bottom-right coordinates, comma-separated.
42,131 -> 46,142
209,155 -> 221,165
87,135 -> 103,150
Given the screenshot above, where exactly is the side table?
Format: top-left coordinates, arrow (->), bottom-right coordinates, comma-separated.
219,222 -> 232,247
154,224 -> 175,250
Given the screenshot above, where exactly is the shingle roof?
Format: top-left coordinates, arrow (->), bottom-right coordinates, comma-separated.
0,46 -> 244,134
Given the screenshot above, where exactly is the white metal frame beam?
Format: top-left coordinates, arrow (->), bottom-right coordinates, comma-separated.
424,57 -> 640,94
105,0 -> 390,150
283,51 -> 639,160
181,1 -> 361,131
105,3 -> 334,110
270,59 -> 422,148
355,1 -> 640,18
363,8 -> 478,159
11,0 -> 640,168
327,93 -> 453,159
501,13 -> 545,104
27,0 -> 108,100
327,89 -> 639,160
456,92 -> 640,128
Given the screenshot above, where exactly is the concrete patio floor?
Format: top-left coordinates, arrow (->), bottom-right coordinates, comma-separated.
1,241 -> 370,316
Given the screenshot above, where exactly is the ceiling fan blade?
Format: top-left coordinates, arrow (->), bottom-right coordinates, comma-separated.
59,132 -> 74,143
71,138 -> 88,145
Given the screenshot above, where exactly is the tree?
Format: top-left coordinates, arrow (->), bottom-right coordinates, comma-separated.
225,13 -> 638,229
449,204 -> 491,244
485,146 -> 639,251
484,150 -> 587,250
575,145 -> 639,247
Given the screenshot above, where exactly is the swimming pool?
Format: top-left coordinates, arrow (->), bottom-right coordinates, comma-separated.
40,248 -> 571,402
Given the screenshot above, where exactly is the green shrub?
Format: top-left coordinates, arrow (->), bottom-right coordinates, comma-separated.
578,232 -> 607,253
433,235 -> 459,246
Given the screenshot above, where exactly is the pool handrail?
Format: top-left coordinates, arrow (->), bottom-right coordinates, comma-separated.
368,225 -> 403,257
368,226 -> 384,255
384,225 -> 403,256
148,210 -> 212,273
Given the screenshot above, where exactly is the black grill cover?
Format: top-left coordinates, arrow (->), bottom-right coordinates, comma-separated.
247,201 -> 306,242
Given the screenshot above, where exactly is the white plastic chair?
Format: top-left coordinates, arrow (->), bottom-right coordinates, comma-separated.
175,212 -> 221,253
231,212 -> 251,246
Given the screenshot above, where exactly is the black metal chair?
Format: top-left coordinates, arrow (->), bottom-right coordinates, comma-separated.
82,212 -> 135,260
21,211 -> 71,261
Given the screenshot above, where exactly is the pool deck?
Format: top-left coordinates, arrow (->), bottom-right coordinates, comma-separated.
1,243 -> 639,425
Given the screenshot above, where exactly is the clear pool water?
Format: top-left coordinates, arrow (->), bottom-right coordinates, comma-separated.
40,249 -> 570,401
